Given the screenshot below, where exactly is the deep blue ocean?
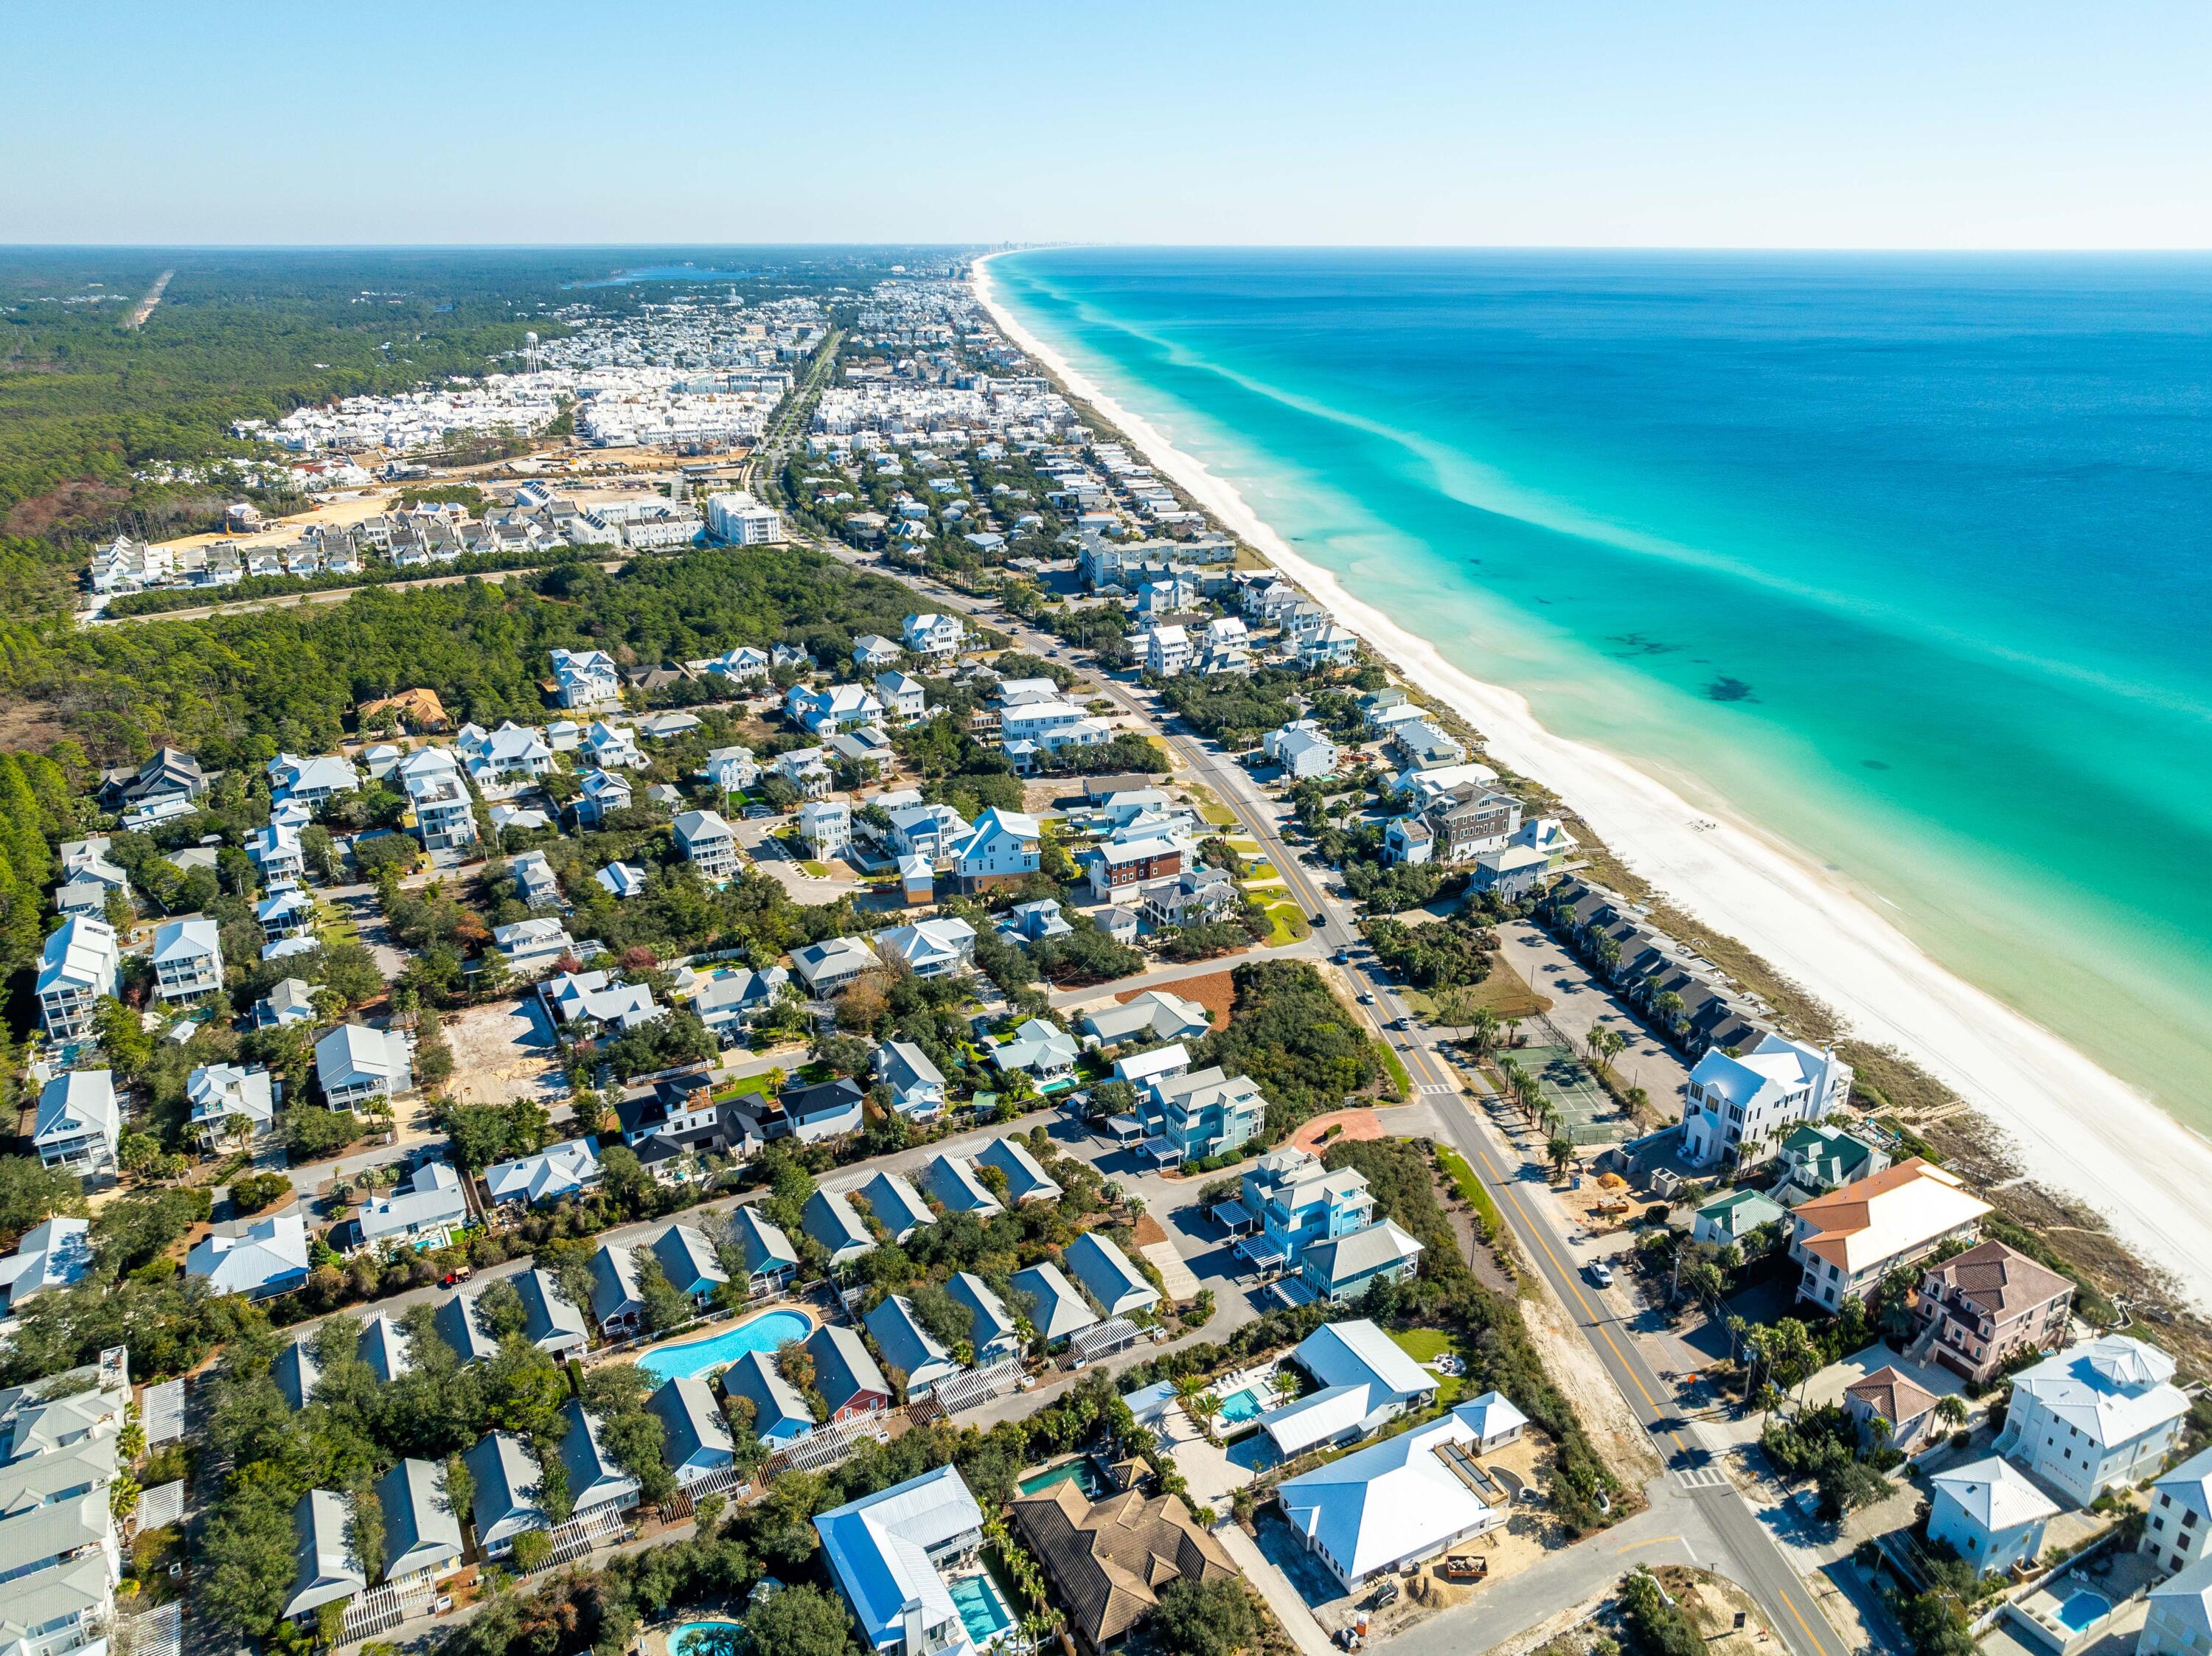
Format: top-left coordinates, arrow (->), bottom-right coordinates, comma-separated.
992,248 -> 2212,1121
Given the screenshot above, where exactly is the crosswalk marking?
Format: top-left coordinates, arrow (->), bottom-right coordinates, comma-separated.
1674,1466 -> 1731,1492
1419,1082 -> 1457,1095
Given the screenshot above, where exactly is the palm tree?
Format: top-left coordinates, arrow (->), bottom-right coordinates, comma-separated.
1467,1008 -> 1503,1060
1935,1394 -> 1970,1430
1546,1136 -> 1576,1181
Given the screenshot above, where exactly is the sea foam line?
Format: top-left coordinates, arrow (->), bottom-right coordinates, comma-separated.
975,248 -> 2212,1309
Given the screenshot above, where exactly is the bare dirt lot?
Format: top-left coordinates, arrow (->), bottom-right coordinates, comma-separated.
1116,968 -> 1234,1029
441,995 -> 568,1110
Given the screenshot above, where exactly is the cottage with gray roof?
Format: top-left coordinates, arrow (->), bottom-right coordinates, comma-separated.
922,1154 -> 1003,1219
806,1324 -> 893,1421
514,1268 -> 589,1357
375,1458 -> 465,1586
651,1223 -> 728,1305
723,1350 -> 815,1444
945,1273 -> 1022,1365
557,1401 -> 641,1515
463,1431 -> 547,1558
977,1138 -> 1062,1206
285,1490 -> 366,1620
804,1189 -> 874,1265
1064,1232 -> 1159,1318
1009,1262 -> 1098,1347
863,1295 -> 962,1399
648,1376 -> 737,1486
856,1172 -> 932,1242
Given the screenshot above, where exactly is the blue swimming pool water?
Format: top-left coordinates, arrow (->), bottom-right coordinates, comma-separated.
670,1621 -> 742,1656
634,1310 -> 810,1383
2056,1592 -> 2111,1632
948,1573 -> 1016,1645
1217,1386 -> 1265,1424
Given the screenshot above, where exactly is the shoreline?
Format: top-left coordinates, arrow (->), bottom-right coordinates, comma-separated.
972,248 -> 2212,1312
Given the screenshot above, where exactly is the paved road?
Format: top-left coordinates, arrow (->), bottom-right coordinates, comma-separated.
825,546 -> 1857,1656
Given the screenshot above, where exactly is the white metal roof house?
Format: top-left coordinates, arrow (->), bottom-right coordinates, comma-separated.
814,1464 -> 986,1655
36,919 -> 120,1040
791,936 -> 880,996
1992,1335 -> 2189,1507
355,1161 -> 467,1253
992,1019 -> 1079,1086
1256,1319 -> 1439,1460
1927,1455 -> 2059,1577
1680,1032 -> 1855,1170
0,1218 -> 93,1313
673,810 -> 740,880
873,1040 -> 947,1120
32,1071 -> 120,1177
187,1211 -> 310,1299
315,1023 -> 413,1111
1275,1406 -> 1506,1591
483,1139 -> 603,1211
150,917 -> 223,1003
188,1062 -> 276,1142
871,916 -> 978,978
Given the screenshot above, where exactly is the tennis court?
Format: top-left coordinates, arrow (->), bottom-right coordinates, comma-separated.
1517,1041 -> 1632,1144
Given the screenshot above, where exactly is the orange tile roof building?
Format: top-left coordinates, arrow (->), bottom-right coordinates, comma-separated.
1790,1158 -> 1990,1311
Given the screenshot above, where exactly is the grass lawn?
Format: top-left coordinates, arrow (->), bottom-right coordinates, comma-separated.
1389,1328 -> 1469,1406
1244,860 -> 1281,882
1377,1043 -> 1413,1099
1262,902 -> 1311,946
799,860 -> 832,878
712,1071 -> 776,1106
1434,1145 -> 1503,1242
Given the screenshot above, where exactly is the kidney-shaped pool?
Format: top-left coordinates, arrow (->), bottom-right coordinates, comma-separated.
635,1309 -> 812,1384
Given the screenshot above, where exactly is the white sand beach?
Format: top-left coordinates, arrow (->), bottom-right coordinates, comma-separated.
974,250 -> 2212,1311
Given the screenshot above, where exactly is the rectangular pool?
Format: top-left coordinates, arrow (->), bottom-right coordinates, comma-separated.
1217,1386 -> 1265,1424
948,1572 -> 1016,1645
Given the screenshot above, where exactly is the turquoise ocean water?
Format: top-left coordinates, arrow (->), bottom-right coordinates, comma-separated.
990,249 -> 2212,1125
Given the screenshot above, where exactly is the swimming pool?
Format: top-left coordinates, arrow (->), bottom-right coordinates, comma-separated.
670,1621 -> 742,1656
635,1309 -> 811,1383
1217,1386 -> 1265,1424
1018,1458 -> 1106,1498
2055,1591 -> 2112,1633
947,1572 -> 1016,1645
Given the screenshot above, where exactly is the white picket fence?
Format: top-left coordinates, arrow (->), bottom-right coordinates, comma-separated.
762,1411 -> 893,1476
341,1581 -> 433,1643
928,1357 -> 1026,1416
118,1601 -> 181,1656
528,1501 -> 633,1573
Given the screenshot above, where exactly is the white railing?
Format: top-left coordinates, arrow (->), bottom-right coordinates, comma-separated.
929,1357 -> 1026,1416
762,1412 -> 894,1477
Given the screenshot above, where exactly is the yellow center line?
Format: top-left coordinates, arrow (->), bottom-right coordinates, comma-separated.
1615,1535 -> 1685,1554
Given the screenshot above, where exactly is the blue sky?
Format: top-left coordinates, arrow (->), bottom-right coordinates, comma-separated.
8,0 -> 2211,248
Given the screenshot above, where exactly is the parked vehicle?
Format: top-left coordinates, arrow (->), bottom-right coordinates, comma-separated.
1585,1260 -> 1615,1288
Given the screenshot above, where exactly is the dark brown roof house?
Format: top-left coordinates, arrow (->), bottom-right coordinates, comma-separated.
1010,1481 -> 1238,1652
